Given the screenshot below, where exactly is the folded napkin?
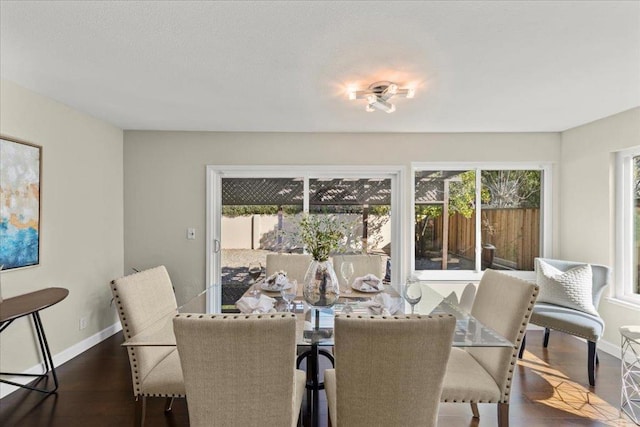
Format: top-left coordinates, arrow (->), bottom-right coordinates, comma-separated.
236,294 -> 277,314
264,271 -> 289,290
352,274 -> 384,292
362,293 -> 402,315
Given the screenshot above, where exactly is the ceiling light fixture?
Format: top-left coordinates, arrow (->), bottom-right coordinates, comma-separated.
348,81 -> 415,113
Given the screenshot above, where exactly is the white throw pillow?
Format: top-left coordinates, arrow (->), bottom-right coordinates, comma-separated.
535,259 -> 598,316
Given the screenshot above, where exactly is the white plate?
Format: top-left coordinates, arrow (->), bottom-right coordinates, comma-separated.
261,282 -> 293,292
351,283 -> 383,293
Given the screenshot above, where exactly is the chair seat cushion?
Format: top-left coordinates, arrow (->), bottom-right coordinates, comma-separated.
531,302 -> 604,341
141,349 -> 185,397
441,348 -> 501,403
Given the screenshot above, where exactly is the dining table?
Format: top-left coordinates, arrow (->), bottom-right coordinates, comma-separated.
122,281 -> 512,427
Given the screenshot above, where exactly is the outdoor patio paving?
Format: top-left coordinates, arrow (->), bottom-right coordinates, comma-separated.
221,249 -> 270,307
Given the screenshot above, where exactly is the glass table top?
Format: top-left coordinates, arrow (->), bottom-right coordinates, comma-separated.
122,283 -> 513,348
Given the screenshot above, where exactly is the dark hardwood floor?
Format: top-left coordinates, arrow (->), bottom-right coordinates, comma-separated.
0,330 -> 635,426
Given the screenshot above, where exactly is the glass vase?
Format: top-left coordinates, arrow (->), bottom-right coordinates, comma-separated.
303,260 -> 340,308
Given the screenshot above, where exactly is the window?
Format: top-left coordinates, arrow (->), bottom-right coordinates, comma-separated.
615,147 -> 640,303
412,163 -> 550,280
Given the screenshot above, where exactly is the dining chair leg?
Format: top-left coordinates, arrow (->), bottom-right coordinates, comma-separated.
543,328 -> 550,348
135,396 -> 146,427
164,397 -> 174,412
471,402 -> 480,418
518,333 -> 526,359
588,341 -> 597,386
497,402 -> 509,427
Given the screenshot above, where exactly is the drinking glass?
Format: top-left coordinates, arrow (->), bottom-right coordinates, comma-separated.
248,262 -> 262,284
340,261 -> 354,295
281,280 -> 297,312
403,282 -> 422,314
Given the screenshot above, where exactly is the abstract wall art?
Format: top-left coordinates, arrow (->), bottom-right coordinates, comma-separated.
0,136 -> 41,270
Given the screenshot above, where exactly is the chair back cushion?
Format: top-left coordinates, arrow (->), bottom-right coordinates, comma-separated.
468,270 -> 538,402
535,257 -> 610,308
110,266 -> 178,395
173,313 -> 298,427
265,253 -> 312,284
332,254 -> 385,286
333,314 -> 455,427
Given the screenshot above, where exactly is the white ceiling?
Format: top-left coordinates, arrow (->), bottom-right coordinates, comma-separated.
1,1 -> 639,133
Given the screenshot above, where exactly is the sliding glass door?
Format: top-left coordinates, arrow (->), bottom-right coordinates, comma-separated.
219,177 -> 304,311
206,166 -> 402,312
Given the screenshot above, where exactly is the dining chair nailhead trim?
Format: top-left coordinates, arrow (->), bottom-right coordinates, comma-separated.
174,313 -> 296,320
112,273 -> 187,401
336,314 -> 453,321
112,283 -> 142,395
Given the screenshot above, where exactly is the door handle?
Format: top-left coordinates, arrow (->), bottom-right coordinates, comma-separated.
212,239 -> 221,253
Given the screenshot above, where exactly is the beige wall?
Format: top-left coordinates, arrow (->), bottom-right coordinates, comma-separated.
0,80 -> 123,375
123,130 -> 560,303
559,107 -> 640,345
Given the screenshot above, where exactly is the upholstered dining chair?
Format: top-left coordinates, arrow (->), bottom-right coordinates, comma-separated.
173,313 -> 306,427
332,254 -> 385,285
518,257 -> 611,386
441,269 -> 539,427
110,266 -> 185,426
265,253 -> 313,284
324,313 -> 456,427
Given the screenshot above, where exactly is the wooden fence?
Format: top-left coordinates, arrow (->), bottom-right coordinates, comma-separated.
431,208 -> 540,270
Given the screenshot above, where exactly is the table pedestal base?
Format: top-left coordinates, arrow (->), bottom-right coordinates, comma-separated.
297,346 -> 335,427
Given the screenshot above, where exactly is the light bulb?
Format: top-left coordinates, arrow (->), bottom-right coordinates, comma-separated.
406,88 -> 416,98
366,94 -> 377,104
365,104 -> 375,112
348,90 -> 357,100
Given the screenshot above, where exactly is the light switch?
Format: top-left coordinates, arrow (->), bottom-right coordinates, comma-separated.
187,228 -> 196,240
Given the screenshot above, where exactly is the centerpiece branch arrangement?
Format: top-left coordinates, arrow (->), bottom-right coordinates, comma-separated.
296,214 -> 346,262
288,213 -> 348,309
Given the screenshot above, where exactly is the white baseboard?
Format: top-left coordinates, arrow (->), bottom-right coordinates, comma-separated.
0,322 -> 122,399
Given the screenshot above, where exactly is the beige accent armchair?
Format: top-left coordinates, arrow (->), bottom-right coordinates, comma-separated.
110,266 -> 185,426
265,253 -> 312,284
173,312 -> 305,427
324,313 -> 456,427
440,269 -> 539,427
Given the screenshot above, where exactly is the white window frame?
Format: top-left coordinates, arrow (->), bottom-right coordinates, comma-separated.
206,165 -> 405,312
615,147 -> 640,305
411,162 -> 552,282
